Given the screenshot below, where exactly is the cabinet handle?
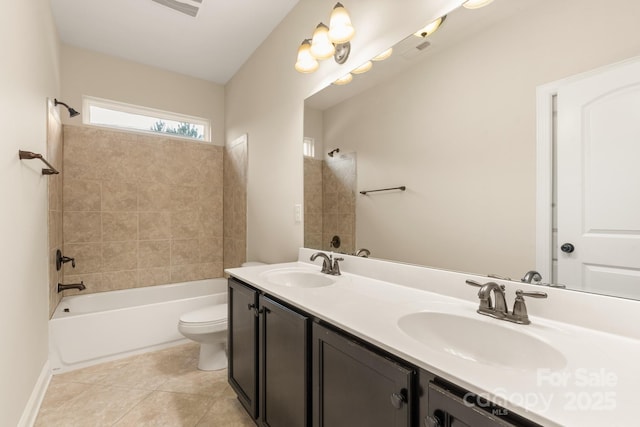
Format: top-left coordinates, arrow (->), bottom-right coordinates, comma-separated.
247,303 -> 256,311
424,414 -> 443,427
390,392 -> 406,409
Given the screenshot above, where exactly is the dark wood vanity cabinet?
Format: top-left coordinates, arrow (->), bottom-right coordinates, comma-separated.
259,295 -> 310,427
418,371 -> 541,427
228,278 -> 259,418
228,278 -> 310,427
312,322 -> 415,427
228,277 -> 538,427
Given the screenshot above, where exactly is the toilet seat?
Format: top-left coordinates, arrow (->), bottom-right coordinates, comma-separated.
178,304 -> 227,334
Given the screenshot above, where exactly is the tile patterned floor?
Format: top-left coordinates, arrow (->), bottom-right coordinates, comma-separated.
35,343 -> 255,426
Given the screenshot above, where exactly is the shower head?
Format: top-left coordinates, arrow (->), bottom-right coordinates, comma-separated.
54,98 -> 80,118
328,148 -> 340,157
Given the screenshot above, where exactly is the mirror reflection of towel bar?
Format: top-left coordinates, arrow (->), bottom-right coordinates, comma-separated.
359,186 -> 406,195
18,150 -> 59,175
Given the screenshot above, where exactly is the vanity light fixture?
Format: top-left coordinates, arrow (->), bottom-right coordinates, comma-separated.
310,23 -> 336,60
414,15 -> 446,38
463,0 -> 495,9
328,2 -> 355,44
295,2 -> 355,73
372,48 -> 393,61
351,61 -> 372,75
295,39 -> 320,73
333,73 -> 353,85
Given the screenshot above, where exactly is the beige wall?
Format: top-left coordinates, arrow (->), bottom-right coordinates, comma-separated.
62,126 -> 224,294
225,0 -> 465,263
318,0 -> 640,279
60,45 -> 225,146
0,0 -> 60,424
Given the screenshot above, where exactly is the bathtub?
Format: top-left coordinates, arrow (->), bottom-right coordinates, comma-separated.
49,278 -> 227,373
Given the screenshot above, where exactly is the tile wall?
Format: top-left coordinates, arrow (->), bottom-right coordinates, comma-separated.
223,135 -> 247,271
61,126 -> 223,295
47,102 -> 64,317
303,154 -> 356,254
322,153 -> 356,253
303,157 -> 323,249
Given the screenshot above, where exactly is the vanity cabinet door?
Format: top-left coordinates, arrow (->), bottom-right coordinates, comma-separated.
259,295 -> 310,427
312,322 -> 414,427
228,278 -> 259,419
423,380 -> 540,427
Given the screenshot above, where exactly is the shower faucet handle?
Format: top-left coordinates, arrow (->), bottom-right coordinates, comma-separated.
56,249 -> 76,271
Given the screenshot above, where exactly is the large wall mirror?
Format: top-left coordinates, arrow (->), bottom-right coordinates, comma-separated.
303,0 -> 640,299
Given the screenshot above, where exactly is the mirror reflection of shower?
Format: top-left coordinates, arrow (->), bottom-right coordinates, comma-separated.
303,145 -> 356,254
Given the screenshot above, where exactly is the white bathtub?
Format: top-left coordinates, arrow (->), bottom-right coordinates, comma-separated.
49,278 -> 227,373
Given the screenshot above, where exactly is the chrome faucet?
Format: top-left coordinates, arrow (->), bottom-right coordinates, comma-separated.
466,280 -> 547,325
477,282 -> 507,316
354,248 -> 371,257
57,281 -> 86,293
521,270 -> 542,283
310,252 -> 343,275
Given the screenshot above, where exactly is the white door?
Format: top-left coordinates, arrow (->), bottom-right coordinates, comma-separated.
556,58 -> 640,299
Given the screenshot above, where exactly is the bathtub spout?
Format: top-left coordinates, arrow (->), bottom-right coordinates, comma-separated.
58,281 -> 86,293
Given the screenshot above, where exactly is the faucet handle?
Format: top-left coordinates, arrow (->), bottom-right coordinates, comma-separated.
512,289 -> 547,324
465,279 -> 483,287
465,279 -> 505,291
516,289 -> 547,299
331,257 -> 344,276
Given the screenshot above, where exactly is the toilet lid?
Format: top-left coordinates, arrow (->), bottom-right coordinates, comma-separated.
179,304 -> 227,325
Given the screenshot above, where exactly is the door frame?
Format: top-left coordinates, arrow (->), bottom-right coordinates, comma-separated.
535,55 -> 640,282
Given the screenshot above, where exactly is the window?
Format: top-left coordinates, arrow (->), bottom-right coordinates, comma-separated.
83,96 -> 211,142
303,137 -> 315,157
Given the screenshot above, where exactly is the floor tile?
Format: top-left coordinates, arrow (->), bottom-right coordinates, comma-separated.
113,391 -> 215,426
35,343 -> 252,426
195,396 -> 255,427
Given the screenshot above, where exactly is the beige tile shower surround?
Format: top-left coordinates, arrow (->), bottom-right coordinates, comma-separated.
223,137 -> 247,272
303,157 -> 323,249
35,343 -> 254,426
47,103 -> 64,317
321,153 -> 356,253
304,154 -> 356,253
62,125 -> 224,295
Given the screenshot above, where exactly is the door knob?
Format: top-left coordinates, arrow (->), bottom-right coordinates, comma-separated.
390,392 -> 406,409
424,414 -> 443,427
560,243 -> 575,253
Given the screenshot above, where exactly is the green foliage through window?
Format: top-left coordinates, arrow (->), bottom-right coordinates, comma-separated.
151,120 -> 204,140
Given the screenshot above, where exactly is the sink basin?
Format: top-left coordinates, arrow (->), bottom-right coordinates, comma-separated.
398,312 -> 566,370
261,268 -> 336,288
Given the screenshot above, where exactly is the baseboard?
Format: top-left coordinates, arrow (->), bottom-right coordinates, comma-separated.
17,360 -> 52,427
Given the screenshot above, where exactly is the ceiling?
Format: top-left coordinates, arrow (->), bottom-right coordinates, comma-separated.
50,0 -> 300,84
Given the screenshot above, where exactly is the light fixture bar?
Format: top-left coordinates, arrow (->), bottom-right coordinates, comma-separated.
151,0 -> 199,17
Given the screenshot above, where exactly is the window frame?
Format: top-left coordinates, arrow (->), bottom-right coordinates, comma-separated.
82,95 -> 212,143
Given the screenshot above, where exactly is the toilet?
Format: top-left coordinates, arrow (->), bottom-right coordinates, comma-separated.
178,303 -> 228,371
178,261 -> 266,371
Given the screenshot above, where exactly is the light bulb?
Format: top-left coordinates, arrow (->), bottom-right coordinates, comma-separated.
372,48 -> 393,62
414,16 -> 445,38
352,61 -> 372,75
310,23 -> 335,60
463,0 -> 495,9
295,39 -> 319,73
333,73 -> 353,85
328,2 -> 355,44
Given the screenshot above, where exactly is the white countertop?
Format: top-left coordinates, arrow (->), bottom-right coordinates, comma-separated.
226,249 -> 640,427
